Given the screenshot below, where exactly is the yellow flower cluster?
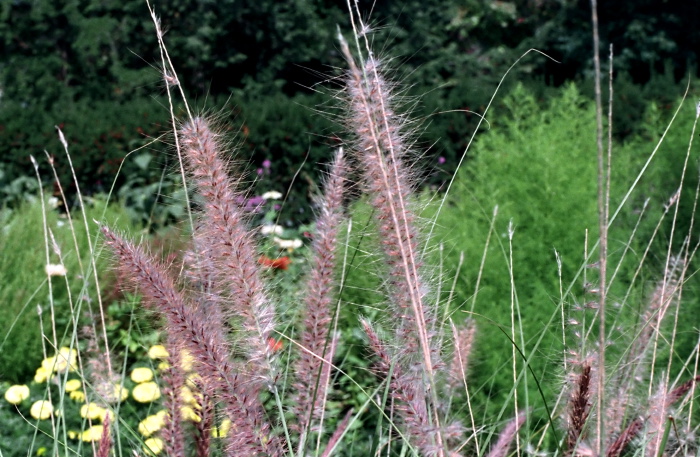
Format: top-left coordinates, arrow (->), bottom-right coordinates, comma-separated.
65,379 -> 82,392
138,410 -> 168,437
148,345 -> 169,359
143,437 -> 164,455
79,425 -> 105,442
132,382 -> 160,403
4,385 -> 30,405
80,402 -> 113,422
131,362 -> 159,404
34,347 -> 78,383
211,418 -> 232,438
64,379 -> 85,402
130,367 -> 154,383
148,345 -> 196,372
30,400 -> 53,420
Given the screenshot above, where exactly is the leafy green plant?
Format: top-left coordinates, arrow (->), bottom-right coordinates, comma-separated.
0,196 -> 137,382
432,81 -> 698,422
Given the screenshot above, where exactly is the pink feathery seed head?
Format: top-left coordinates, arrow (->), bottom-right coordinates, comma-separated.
448,318 -> 476,389
293,148 -> 347,427
567,364 -> 592,453
101,225 -> 279,455
607,417 -> 642,457
486,412 -> 527,457
645,382 -> 671,457
177,115 -> 279,388
96,413 -> 111,457
159,336 -> 186,457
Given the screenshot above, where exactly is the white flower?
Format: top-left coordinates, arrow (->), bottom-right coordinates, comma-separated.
45,264 -> 67,277
273,237 -> 303,250
262,191 -> 283,200
261,224 -> 284,236
48,197 -> 59,208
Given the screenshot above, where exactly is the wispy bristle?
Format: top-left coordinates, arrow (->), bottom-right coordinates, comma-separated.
606,417 -> 642,457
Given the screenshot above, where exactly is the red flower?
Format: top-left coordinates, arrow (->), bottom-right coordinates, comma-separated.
258,255 -> 291,270
267,338 -> 283,352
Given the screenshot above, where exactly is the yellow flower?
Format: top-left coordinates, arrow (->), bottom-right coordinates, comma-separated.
157,361 -> 170,371
30,400 -> 53,420
180,405 -> 201,423
41,348 -> 78,374
40,356 -> 56,373
5,385 -> 30,405
34,366 -> 51,384
81,425 -> 104,442
80,403 -> 105,420
130,367 -> 154,383
138,411 -> 167,437
56,347 -> 78,372
211,418 -> 232,438
36,447 -> 47,456
67,430 -> 79,440
132,382 -> 161,403
185,373 -> 202,389
180,349 -> 195,372
70,390 -> 86,402
179,386 -> 199,407
114,383 -> 129,402
143,437 -> 164,455
148,345 -> 169,359
65,379 -> 82,392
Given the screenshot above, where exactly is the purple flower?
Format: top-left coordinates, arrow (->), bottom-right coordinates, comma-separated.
438,156 -> 446,165
234,195 -> 266,212
262,159 -> 272,169
246,195 -> 266,210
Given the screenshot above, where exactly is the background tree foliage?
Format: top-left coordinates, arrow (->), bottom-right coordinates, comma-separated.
0,0 -> 697,216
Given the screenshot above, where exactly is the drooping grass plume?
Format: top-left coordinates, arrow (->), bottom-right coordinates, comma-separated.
644,376 -> 700,457
100,225 -> 281,456
95,413 -> 111,457
606,417 -> 642,457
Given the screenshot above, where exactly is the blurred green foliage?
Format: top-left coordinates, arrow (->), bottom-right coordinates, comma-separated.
0,196 -> 138,383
